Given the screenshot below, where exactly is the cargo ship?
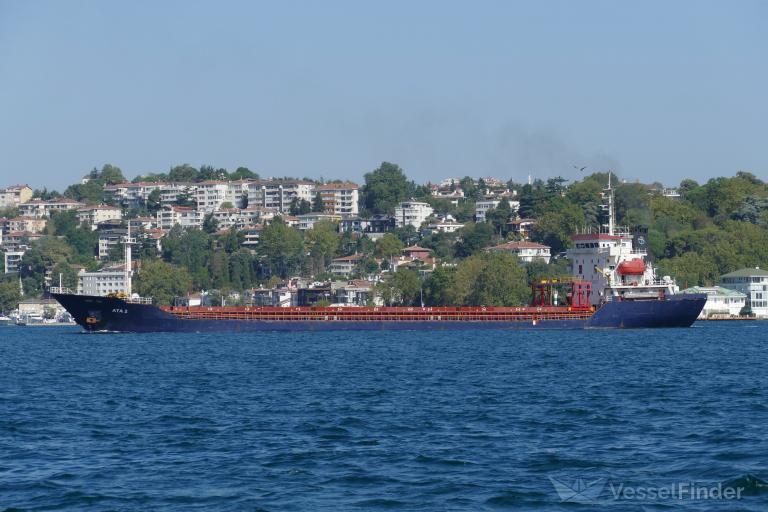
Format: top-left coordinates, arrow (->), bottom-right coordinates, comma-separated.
51,177 -> 706,332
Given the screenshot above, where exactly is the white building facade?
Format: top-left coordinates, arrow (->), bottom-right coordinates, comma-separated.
394,201 -> 434,229
719,268 -> 768,318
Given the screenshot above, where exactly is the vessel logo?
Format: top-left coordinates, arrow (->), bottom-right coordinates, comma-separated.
548,476 -> 607,503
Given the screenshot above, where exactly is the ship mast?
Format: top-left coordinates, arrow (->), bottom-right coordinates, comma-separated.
125,222 -> 133,297
605,172 -> 615,236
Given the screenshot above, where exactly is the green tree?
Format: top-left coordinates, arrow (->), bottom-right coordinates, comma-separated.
423,265 -> 456,306
377,268 -> 421,306
311,192 -> 325,213
361,162 -> 411,214
305,220 -> 339,275
454,222 -> 494,258
168,164 -> 200,182
530,204 -> 586,253
230,167 -> 259,180
258,218 -> 305,278
374,233 -> 404,260
0,281 -> 22,314
136,260 -> 192,306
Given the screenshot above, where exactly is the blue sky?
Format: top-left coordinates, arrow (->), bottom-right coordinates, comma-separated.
1,0 -> 765,190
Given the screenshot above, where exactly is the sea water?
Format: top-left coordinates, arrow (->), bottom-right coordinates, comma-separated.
1,322 -> 767,511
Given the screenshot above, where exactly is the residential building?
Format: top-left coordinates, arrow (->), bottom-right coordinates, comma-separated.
394,201 -> 434,229
680,286 -> 747,318
3,249 -> 25,273
719,267 -> 768,318
98,229 -> 126,260
334,280 -> 380,306
210,208 -> 262,230
339,215 -> 395,238
0,232 -> 41,252
129,216 -> 157,231
194,180 -> 250,212
0,185 -> 33,209
6,216 -> 47,234
241,226 -> 263,249
431,187 -> 464,205
19,198 -> 85,218
77,205 -> 123,230
157,205 -> 203,230
247,180 -> 315,213
296,213 -> 342,230
475,200 -> 500,222
316,182 -> 359,216
486,241 -> 551,263
329,254 -> 364,276
159,182 -> 196,206
423,219 -> 464,235
508,218 -> 537,239
402,246 -> 433,260
77,266 -> 129,296
103,182 -> 163,208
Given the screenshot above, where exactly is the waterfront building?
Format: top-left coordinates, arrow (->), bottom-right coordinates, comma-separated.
77,205 -> 123,230
719,268 -> 768,318
680,286 -> 747,318
19,198 -> 85,218
77,265 -> 129,296
210,207 -> 262,230
316,182 -> 359,216
0,185 -> 33,209
487,241 -> 551,263
394,201 -> 433,229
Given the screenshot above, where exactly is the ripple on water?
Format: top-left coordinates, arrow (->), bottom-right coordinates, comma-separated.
1,323 -> 768,510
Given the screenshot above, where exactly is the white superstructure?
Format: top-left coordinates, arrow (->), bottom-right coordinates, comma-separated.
566,175 -> 677,305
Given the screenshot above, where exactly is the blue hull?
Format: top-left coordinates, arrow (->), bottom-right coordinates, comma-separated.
52,294 -> 706,333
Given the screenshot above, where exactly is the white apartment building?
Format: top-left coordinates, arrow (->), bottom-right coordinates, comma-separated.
157,205 -> 204,230
77,267 -> 128,296
0,185 -> 33,209
719,268 -> 768,318
103,182 -> 164,208
98,229 -> 126,260
3,250 -> 25,273
317,183 -> 359,216
210,208 -> 262,230
394,201 -> 434,229
475,200 -> 500,222
423,220 -> 465,235
296,213 -> 342,230
194,181 -> 250,212
159,182 -> 196,206
19,198 -> 85,218
77,206 -> 123,230
680,286 -> 747,318
247,181 -> 315,213
329,254 -> 364,276
6,216 -> 47,234
487,241 -> 551,263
